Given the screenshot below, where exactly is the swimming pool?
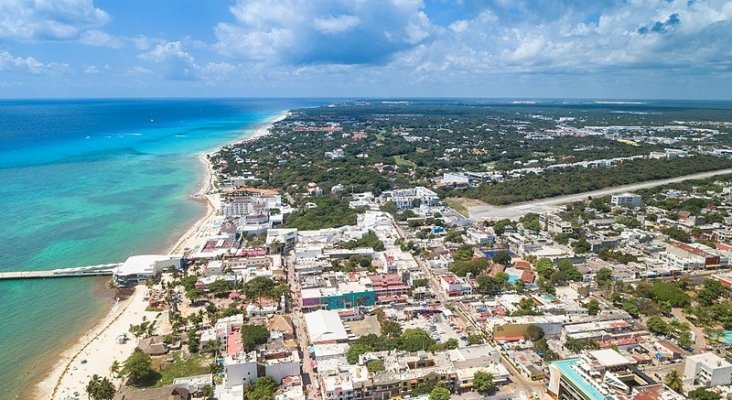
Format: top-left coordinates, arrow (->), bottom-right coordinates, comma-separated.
718,331 -> 732,345
553,359 -> 606,400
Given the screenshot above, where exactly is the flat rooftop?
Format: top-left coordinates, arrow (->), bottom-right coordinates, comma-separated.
553,359 -> 605,400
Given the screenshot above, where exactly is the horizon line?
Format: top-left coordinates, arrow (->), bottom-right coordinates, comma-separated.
1,95 -> 732,102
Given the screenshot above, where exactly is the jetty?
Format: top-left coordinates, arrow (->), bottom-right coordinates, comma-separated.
0,263 -> 120,281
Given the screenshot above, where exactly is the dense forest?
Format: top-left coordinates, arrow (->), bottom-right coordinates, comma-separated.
210,101 -> 732,212
461,156 -> 732,205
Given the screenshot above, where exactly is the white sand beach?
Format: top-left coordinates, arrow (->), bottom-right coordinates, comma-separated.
34,287 -> 155,400
32,111 -> 288,400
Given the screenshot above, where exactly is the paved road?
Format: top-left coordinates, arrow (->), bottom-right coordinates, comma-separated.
468,168 -> 732,220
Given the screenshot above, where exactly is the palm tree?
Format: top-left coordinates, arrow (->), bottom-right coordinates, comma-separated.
665,370 -> 683,393
96,377 -> 116,400
86,374 -> 101,400
110,360 -> 120,378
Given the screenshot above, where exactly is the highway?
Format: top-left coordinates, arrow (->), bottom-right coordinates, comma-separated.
468,168 -> 732,220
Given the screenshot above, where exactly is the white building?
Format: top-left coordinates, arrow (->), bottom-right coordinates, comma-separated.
223,351 -> 258,388
382,186 -> 440,209
304,310 -> 349,344
610,192 -> 642,208
684,352 -> 732,387
540,213 -> 573,234
263,350 -> 302,384
440,274 -> 472,297
112,254 -> 183,287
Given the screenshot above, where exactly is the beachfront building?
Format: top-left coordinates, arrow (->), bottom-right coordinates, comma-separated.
684,352 -> 732,388
112,254 -> 183,287
610,192 -> 642,208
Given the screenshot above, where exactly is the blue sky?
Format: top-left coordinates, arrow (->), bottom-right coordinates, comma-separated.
1,0 -> 731,99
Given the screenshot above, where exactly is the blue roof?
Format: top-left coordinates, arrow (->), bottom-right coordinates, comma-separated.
552,359 -> 606,400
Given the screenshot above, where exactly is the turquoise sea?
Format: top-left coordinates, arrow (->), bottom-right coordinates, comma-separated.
0,99 -> 319,399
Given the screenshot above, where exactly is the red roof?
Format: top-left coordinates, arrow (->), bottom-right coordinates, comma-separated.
520,271 -> 536,283
227,327 -> 243,356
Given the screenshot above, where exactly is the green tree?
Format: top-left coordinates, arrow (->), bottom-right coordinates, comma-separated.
243,276 -> 276,300
412,278 -> 429,288
201,384 -> 214,400
110,360 -> 121,377
565,337 -> 599,353
86,374 -> 116,400
646,316 -> 670,335
347,343 -> 373,364
411,383 -> 435,396
467,335 -> 484,345
677,330 -> 693,350
664,370 -> 683,393
452,245 -> 475,262
380,201 -> 398,215
586,299 -> 600,316
241,324 -> 270,351
623,301 -> 640,317
687,388 -> 721,400
520,213 -> 541,232
595,268 -> 613,287
473,370 -> 495,394
492,250 -> 512,265
662,227 -> 691,243
429,386 -> 451,400
698,279 -> 725,306
535,258 -> 555,280
245,376 -> 278,400
400,329 -> 436,352
188,330 -> 201,353
367,359 -> 385,373
381,320 -> 403,338
185,288 -> 205,304
208,279 -> 233,298
524,325 -> 545,342
122,348 -> 158,387
572,238 -> 591,253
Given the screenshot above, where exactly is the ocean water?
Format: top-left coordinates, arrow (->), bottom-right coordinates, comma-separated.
0,99 -> 319,399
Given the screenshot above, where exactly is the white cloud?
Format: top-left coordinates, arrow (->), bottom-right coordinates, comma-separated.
83,64 -> 99,74
79,29 -> 123,48
0,0 -> 109,41
214,0 -> 436,64
390,0 -> 732,79
0,50 -> 67,74
314,15 -> 360,34
139,41 -> 194,64
125,66 -> 153,76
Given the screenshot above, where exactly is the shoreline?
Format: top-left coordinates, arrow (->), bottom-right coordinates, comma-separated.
31,110 -> 289,400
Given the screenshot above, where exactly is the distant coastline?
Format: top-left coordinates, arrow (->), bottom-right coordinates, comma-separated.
29,109 -> 290,400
